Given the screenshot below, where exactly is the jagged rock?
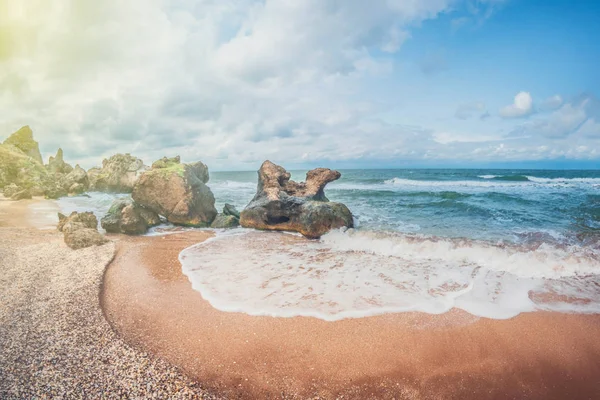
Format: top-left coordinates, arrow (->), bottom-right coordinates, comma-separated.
240,161 -> 353,238
3,183 -> 19,198
0,142 -> 48,189
223,203 -> 240,218
61,165 -> 88,192
132,156 -> 217,227
62,221 -> 109,250
10,189 -> 32,201
101,198 -> 160,235
47,148 -> 73,174
210,214 -> 240,229
57,211 -> 98,232
3,126 -> 43,164
88,153 -> 147,193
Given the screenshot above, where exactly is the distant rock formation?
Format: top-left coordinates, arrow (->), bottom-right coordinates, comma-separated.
210,204 -> 241,228
132,156 -> 217,227
3,126 -> 43,164
57,211 -> 108,250
47,148 -> 73,174
88,153 -> 147,193
240,161 -> 353,238
101,198 -> 160,235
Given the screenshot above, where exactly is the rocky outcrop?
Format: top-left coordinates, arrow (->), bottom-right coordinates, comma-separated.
89,153 -> 147,193
57,211 -> 98,232
61,165 -> 88,192
101,198 -> 160,235
3,126 -> 43,164
0,142 -> 48,190
10,189 -> 32,201
58,211 -> 108,250
132,156 -> 217,227
210,204 -> 241,228
240,161 -> 353,238
47,148 -> 73,174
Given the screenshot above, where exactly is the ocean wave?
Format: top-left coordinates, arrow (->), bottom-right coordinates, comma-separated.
209,180 -> 256,190
180,229 -> 600,321
479,175 -> 530,182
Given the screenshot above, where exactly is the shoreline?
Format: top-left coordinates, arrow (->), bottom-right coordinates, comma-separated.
103,230 -> 600,399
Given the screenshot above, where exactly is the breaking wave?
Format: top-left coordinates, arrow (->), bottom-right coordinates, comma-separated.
180,229 -> 600,321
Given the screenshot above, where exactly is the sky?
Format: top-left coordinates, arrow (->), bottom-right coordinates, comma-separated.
0,0 -> 599,170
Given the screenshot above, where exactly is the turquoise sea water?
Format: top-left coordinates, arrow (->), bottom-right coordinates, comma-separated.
57,168 -> 600,320
210,169 -> 600,245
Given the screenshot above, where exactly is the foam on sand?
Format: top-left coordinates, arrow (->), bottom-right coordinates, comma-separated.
180,229 -> 600,321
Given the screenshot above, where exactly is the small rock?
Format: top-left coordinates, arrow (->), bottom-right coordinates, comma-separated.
210,214 -> 240,229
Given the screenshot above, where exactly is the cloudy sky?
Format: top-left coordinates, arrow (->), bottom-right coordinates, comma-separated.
1,0 -> 598,170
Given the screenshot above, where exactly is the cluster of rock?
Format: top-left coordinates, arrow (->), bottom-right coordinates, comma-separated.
211,204 -> 240,228
240,161 -> 353,238
57,211 -> 109,250
2,126 -> 354,238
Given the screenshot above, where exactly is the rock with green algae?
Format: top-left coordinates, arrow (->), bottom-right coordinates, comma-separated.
2,126 -> 43,164
88,153 -> 147,193
62,221 -> 109,250
101,198 -> 160,235
10,188 -> 32,201
132,156 -> 217,227
57,211 -> 98,232
0,142 -> 48,190
210,214 -> 239,229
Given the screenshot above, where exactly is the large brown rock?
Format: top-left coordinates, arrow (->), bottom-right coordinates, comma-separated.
3,126 -> 43,164
132,157 -> 217,227
240,161 -> 353,238
101,198 -> 160,235
59,212 -> 109,250
88,153 -> 147,192
57,211 -> 98,232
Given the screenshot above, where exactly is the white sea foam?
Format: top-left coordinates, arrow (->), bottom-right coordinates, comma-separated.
478,175 -> 498,179
180,229 -> 600,321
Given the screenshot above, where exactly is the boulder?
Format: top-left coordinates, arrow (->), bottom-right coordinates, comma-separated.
101,198 -> 160,235
240,161 -> 353,238
3,183 -> 19,198
3,126 -> 43,164
89,153 -> 147,192
211,214 -> 240,229
10,189 -> 32,201
223,203 -> 240,218
57,211 -> 98,232
61,165 -> 88,192
47,148 -> 73,174
132,156 -> 217,227
63,222 -> 109,250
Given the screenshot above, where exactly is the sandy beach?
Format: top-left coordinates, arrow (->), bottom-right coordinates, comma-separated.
0,197 -> 215,399
104,230 -> 600,399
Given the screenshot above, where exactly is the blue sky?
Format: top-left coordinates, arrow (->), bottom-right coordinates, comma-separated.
1,0 -> 599,170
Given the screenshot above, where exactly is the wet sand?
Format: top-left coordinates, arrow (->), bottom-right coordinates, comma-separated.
103,233 -> 600,399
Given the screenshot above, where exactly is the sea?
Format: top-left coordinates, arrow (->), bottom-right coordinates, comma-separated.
56,169 -> 600,321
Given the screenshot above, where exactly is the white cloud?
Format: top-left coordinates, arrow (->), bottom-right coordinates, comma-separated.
575,118 -> 600,138
499,91 -> 533,118
540,94 -> 563,111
